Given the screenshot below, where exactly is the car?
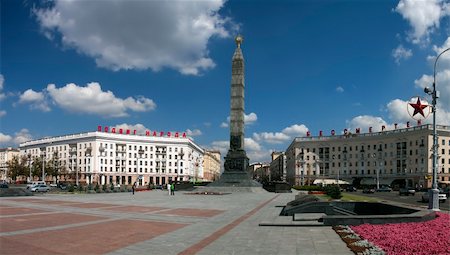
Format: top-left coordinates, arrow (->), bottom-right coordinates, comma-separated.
58,183 -> 68,190
27,181 -> 46,189
363,188 -> 375,194
421,190 -> 447,203
399,187 -> 415,196
346,186 -> 357,192
30,184 -> 50,192
376,186 -> 392,192
0,183 -> 8,188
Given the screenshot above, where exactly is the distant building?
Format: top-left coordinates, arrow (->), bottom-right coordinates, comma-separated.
248,162 -> 270,182
0,147 -> 20,182
285,124 -> 450,188
203,150 -> 221,182
19,130 -> 204,186
270,152 -> 286,182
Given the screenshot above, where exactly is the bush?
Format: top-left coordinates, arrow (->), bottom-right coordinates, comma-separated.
102,184 -> 107,191
94,184 -> 100,191
68,185 -> 75,192
78,185 -> 83,192
323,185 -> 342,199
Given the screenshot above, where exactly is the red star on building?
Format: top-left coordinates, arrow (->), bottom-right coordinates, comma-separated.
409,98 -> 428,117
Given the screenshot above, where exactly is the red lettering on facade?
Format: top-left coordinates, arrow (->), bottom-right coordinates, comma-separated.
175,132 -> 179,138
145,131 -> 150,136
98,125 -> 102,132
167,132 -> 171,137
133,130 -> 136,135
111,128 -> 116,133
104,126 -> 109,133
160,131 -> 164,137
119,129 -> 123,134
126,129 -> 130,135
182,132 -> 187,138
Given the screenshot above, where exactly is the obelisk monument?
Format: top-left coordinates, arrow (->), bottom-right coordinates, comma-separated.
209,35 -> 261,188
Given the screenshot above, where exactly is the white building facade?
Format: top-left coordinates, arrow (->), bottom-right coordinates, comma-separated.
19,130 -> 204,186
285,124 -> 450,189
0,147 -> 20,182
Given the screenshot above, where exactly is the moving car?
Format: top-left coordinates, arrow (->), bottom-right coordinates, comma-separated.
30,184 -> 50,192
376,186 -> 392,192
421,190 -> 447,203
399,187 -> 415,196
346,186 -> 357,192
27,181 -> 46,189
0,183 -> 8,188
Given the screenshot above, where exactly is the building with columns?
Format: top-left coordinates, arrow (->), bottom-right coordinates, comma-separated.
19,130 -> 204,186
285,124 -> 450,189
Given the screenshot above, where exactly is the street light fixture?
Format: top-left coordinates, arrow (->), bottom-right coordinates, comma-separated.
423,47 -> 450,211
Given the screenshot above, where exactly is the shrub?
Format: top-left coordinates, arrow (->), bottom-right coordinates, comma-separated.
102,184 -> 107,191
68,184 -> 75,192
78,185 -> 83,192
324,185 -> 342,199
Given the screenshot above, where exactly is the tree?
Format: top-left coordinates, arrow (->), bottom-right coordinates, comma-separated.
6,155 -> 27,181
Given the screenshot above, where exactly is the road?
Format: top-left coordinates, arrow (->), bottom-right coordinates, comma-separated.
346,190 -> 450,211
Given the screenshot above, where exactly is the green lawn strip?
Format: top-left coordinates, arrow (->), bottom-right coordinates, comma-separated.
314,193 -> 380,202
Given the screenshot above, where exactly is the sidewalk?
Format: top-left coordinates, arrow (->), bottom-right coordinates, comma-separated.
0,190 -> 352,255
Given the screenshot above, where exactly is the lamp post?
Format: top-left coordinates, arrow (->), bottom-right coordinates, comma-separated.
41,149 -> 46,182
376,146 -> 382,190
424,47 -> 450,211
27,154 -> 32,182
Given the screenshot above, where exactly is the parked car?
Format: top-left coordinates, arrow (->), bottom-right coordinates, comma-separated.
27,181 -> 46,189
30,184 -> 50,192
421,190 -> 447,203
58,183 -> 68,190
363,188 -> 375,194
346,186 -> 357,192
376,186 -> 392,192
399,187 -> 416,196
0,183 -> 9,188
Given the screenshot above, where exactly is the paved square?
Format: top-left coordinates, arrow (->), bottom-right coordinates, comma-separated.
0,191 -> 352,255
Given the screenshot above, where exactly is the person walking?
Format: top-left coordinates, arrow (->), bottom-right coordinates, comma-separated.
171,183 -> 175,195
167,182 -> 171,195
132,182 -> 136,195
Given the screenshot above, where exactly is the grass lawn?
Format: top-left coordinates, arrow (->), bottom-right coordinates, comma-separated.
315,192 -> 380,202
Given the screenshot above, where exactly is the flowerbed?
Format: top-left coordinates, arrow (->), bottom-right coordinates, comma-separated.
350,212 -> 450,255
308,191 -> 326,195
333,225 -> 385,255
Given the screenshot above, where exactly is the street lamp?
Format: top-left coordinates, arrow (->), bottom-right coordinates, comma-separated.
376,146 -> 383,190
40,149 -> 46,182
27,153 -> 33,182
424,47 -> 450,211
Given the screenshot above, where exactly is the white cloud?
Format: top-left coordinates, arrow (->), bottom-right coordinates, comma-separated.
113,123 -> 148,135
346,115 -> 389,133
186,129 -> 202,137
253,132 -> 290,144
282,124 -> 308,137
34,0 -> 234,75
210,140 -> 229,156
392,45 -> 413,64
395,0 -> 447,44
336,86 -> 344,93
0,110 -> 6,117
244,137 -> 261,151
244,112 -> 258,125
386,99 -> 413,123
46,82 -> 156,117
0,129 -> 33,146
220,122 -> 228,128
18,89 -> 50,112
0,133 -> 12,144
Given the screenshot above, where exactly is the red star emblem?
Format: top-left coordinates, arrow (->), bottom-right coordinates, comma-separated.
409,98 -> 428,117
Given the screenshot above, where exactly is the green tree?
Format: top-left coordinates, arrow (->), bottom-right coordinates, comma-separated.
6,155 -> 27,181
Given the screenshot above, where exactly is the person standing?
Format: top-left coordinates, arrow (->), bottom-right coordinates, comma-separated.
167,182 -> 171,195
132,182 -> 136,195
171,183 -> 175,195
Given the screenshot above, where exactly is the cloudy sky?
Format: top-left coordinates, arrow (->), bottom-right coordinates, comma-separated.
1,0 -> 450,163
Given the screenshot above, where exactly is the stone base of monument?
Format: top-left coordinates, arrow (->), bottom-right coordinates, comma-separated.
204,171 -> 266,193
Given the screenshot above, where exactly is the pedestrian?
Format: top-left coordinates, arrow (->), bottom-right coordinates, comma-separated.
171,183 -> 175,195
132,181 -> 136,195
167,182 -> 171,195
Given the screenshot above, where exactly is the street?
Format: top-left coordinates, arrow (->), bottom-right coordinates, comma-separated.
348,190 -> 450,211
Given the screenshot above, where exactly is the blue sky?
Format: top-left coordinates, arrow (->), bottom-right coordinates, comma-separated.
1,0 -> 450,163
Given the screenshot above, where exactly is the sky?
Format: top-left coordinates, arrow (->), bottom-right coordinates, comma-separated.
1,0 -> 450,163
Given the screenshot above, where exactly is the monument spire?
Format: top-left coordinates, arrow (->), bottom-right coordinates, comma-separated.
208,35 -> 261,189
